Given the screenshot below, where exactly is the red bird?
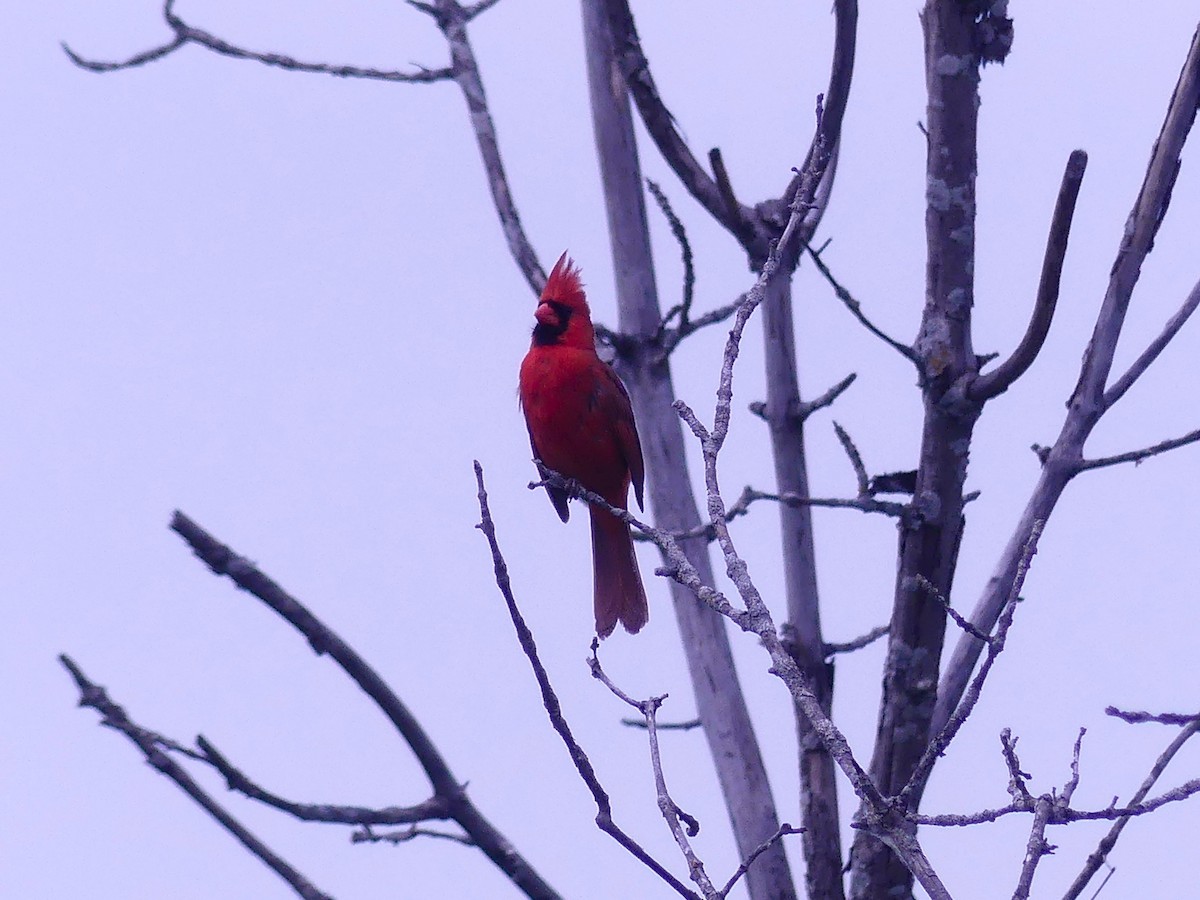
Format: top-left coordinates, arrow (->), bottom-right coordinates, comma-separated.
518,253 -> 648,638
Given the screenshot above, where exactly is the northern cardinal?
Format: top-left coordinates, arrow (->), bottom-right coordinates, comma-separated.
518,253 -> 649,638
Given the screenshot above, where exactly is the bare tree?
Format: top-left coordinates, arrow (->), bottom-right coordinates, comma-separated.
59,3 -> 1200,899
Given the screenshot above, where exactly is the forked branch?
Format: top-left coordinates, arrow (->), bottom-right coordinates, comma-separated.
59,655 -> 335,900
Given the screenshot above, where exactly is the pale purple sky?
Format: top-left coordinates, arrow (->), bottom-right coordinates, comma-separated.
5,3 -> 1200,898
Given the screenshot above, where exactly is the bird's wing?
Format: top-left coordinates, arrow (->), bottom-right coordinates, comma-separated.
598,362 -> 645,511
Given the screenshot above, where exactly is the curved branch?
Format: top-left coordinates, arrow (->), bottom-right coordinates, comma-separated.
62,34 -> 187,72
972,149 -> 1088,401
169,511 -> 561,900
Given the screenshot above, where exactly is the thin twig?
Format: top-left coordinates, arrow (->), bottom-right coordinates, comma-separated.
65,0 -> 451,83
351,824 -> 474,847
1102,276 -> 1200,409
1000,729 -> 1033,806
622,717 -> 702,731
1077,427 -> 1200,472
804,243 -> 919,365
718,823 -> 804,899
59,656 -> 335,900
824,625 -> 889,656
972,150 -> 1088,401
798,372 -> 858,420
194,736 -> 451,826
899,522 -> 1045,807
413,0 -> 545,294
474,462 -> 701,900
913,575 -> 992,644
588,643 -> 715,896
647,179 -> 696,334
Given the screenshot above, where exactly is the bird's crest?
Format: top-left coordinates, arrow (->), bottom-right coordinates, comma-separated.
542,252 -> 587,309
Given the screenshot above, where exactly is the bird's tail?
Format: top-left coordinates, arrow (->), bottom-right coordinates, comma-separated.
590,507 -> 649,638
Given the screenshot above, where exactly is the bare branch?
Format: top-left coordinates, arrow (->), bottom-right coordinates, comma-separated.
647,179 -> 696,333
66,1 -> 452,83
824,624 -> 889,656
1077,427 -> 1200,472
899,522 -> 1044,808
832,421 -> 870,496
805,243 -> 919,365
1106,707 -> 1200,726
474,463 -> 701,900
939,24 -> 1200,748
62,34 -> 187,72
1064,716 -> 1200,899
718,823 -> 805,900
169,511 -> 560,900
588,644 -> 717,897
1000,729 -> 1033,806
1104,277 -> 1200,408
462,0 -> 507,20
351,824 -> 474,846
972,150 -> 1088,401
622,717 -> 703,731
800,372 -> 858,420
913,574 -> 992,644
1012,795 -> 1055,900
1070,24 -> 1200,413
194,736 -> 450,826
59,655 -> 335,900
417,0 -> 545,294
